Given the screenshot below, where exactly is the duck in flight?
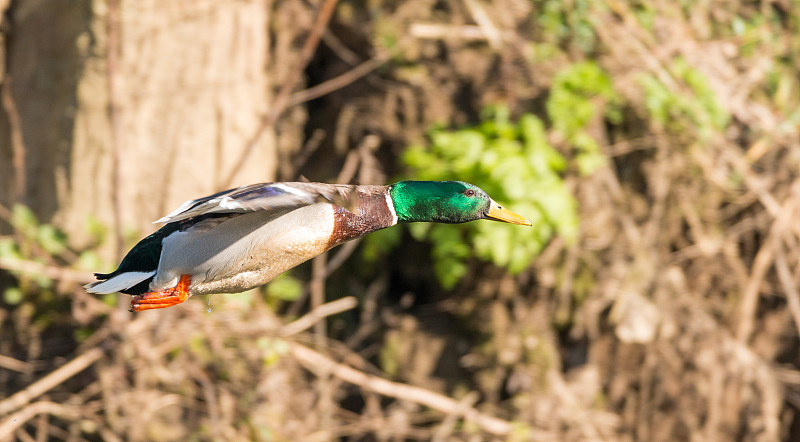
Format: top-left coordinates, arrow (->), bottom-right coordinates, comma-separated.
85,181 -> 531,312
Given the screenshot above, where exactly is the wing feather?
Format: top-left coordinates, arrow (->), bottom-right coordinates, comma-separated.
155,182 -> 361,224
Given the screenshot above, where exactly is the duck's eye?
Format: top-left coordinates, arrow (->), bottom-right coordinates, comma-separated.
464,189 -> 476,197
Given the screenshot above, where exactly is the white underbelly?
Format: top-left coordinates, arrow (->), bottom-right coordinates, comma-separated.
152,203 -> 336,295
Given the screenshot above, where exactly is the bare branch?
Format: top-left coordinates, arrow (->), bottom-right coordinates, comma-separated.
462,0 -> 502,48
0,354 -> 28,373
0,348 -> 104,416
290,343 -> 534,437
409,23 -> 510,42
736,196 -> 797,342
0,76 -> 26,202
288,58 -> 386,107
0,257 -> 95,284
281,296 -> 358,337
775,246 -> 800,339
0,402 -> 78,439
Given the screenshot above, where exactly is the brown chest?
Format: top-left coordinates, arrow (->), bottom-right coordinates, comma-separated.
328,192 -> 396,247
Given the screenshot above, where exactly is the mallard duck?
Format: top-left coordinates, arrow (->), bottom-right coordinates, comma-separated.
85,181 -> 530,312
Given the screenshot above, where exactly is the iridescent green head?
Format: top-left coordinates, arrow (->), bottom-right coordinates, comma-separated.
388,181 -> 531,225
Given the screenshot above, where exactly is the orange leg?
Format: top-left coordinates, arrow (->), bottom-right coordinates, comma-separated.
130,274 -> 192,312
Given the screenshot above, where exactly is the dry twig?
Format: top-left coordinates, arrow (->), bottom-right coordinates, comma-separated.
0,354 -> 28,373
775,246 -> 800,339
0,348 -> 104,416
288,58 -> 387,107
0,401 -> 78,439
736,197 -> 797,342
463,0 -> 502,49
0,76 -> 25,202
289,342 -> 534,438
409,23 -> 510,42
281,296 -> 358,337
431,391 -> 479,442
0,257 -> 94,284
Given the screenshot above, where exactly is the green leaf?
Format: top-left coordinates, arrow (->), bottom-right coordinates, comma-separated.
3,287 -> 23,305
0,238 -> 23,260
84,215 -> 107,244
361,227 -> 402,262
407,222 -> 431,241
256,337 -> 289,367
266,273 -> 303,302
572,132 -> 607,175
380,334 -> 402,378
638,58 -> 728,139
429,226 -> 471,288
37,224 -> 67,256
547,61 -> 618,138
77,250 -> 103,271
11,204 -> 39,239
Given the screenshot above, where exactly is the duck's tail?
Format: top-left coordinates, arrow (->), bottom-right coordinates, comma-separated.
84,271 -> 156,294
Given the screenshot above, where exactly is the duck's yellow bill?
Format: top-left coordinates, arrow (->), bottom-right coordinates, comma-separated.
485,200 -> 532,226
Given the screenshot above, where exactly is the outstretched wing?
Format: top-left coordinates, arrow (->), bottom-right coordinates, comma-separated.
155,182 -> 361,224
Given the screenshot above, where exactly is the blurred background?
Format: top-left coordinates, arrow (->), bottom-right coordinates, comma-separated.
1,0 -> 799,440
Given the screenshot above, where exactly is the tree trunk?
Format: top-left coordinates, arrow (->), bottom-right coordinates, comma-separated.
1,0 -> 305,255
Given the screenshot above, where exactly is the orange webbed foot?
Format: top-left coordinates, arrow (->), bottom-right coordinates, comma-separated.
130,274 -> 191,312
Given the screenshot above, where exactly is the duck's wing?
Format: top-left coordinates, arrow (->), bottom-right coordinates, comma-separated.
155,182 -> 361,224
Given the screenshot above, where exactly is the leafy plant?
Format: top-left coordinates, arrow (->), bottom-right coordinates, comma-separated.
1,205 -> 59,303
536,0 -> 598,54
366,63 -> 621,289
547,61 -> 621,175
0,205 -> 102,308
386,107 -> 581,288
638,57 -> 728,139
